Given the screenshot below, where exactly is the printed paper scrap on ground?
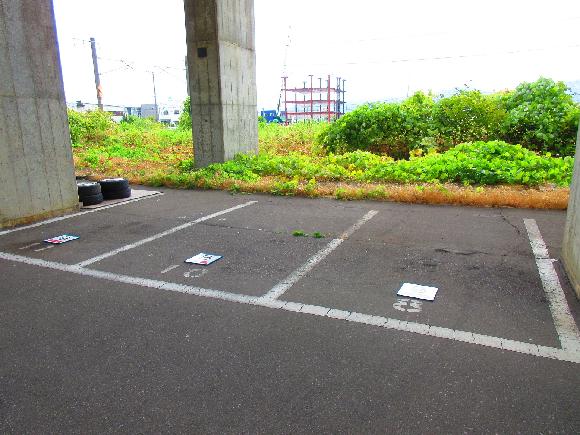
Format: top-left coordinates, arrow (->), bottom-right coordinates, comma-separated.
397,283 -> 438,301
43,234 -> 80,244
185,253 -> 222,266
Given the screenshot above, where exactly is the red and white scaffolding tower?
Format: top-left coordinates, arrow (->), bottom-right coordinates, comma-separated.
281,75 -> 346,123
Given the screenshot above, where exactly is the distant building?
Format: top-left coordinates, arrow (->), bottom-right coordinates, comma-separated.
140,104 -> 158,120
158,104 -> 181,127
66,101 -> 185,125
67,101 -> 125,122
125,106 -> 141,117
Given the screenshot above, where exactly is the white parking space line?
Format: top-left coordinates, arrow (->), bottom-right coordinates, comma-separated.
75,201 -> 257,267
161,264 -> 180,274
19,242 -> 41,250
0,193 -> 164,237
1,249 -> 578,363
260,210 -> 378,301
524,218 -> 580,353
33,245 -> 55,252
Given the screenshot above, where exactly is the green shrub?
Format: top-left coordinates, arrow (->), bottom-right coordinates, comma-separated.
272,179 -> 299,195
178,96 -> 191,130
317,91 -> 434,158
67,109 -> 114,146
316,78 -> 580,158
432,90 -> 506,147
70,108 -> 194,171
500,77 -> 580,156
67,109 -> 83,146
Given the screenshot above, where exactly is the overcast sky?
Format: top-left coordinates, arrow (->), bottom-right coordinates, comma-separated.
53,0 -> 580,110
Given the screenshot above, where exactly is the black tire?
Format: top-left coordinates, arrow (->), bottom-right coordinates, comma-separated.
80,192 -> 104,206
102,187 -> 131,200
77,181 -> 101,196
99,178 -> 129,193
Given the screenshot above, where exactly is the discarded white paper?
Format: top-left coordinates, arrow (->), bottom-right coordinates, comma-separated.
397,283 -> 438,301
185,253 -> 222,265
43,234 -> 79,244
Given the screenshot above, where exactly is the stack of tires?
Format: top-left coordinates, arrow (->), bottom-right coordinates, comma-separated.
77,178 -> 132,206
99,178 -> 131,200
77,181 -> 103,206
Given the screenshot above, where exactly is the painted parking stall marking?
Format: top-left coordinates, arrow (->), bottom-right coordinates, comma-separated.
75,201 -> 257,267
393,298 -> 423,313
524,218 -> 580,353
0,192 -> 164,237
160,264 -> 180,274
183,268 -> 208,279
34,245 -> 55,252
19,242 -> 41,250
1,203 -> 579,365
0,249 -> 578,363
261,210 -> 378,301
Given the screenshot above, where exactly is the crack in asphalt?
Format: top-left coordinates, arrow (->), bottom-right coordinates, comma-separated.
499,211 -> 522,235
434,248 -> 489,256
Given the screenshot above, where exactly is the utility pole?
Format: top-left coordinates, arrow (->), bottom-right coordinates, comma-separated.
309,74 -> 313,120
152,71 -> 159,121
282,76 -> 288,124
327,74 -> 331,123
90,37 -> 103,110
342,79 -> 346,117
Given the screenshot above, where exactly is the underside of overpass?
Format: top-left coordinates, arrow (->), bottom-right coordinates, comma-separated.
0,0 -> 578,297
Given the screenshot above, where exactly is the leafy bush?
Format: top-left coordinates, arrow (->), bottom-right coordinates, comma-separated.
67,109 -> 114,146
318,92 -> 435,159
70,109 -> 193,169
178,96 -> 191,130
67,109 -> 84,146
432,90 -> 506,147
317,78 -> 580,158
500,77 -> 580,156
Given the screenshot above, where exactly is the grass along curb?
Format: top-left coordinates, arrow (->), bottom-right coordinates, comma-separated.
75,169 -> 569,210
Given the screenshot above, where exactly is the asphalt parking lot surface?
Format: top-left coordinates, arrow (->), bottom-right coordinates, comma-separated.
1,187 -> 579,433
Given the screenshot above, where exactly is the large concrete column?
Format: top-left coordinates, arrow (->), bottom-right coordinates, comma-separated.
184,0 -> 258,167
0,0 -> 78,228
563,123 -> 580,298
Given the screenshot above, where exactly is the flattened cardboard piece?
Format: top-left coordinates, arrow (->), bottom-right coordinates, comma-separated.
185,253 -> 222,266
397,283 -> 438,301
44,234 -> 80,244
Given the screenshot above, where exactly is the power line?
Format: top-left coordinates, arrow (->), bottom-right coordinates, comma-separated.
289,44 -> 580,67
155,65 -> 186,81
96,56 -> 185,75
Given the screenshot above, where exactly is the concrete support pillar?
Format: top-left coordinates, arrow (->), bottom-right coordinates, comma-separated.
0,0 -> 78,228
184,0 -> 258,167
563,123 -> 580,298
